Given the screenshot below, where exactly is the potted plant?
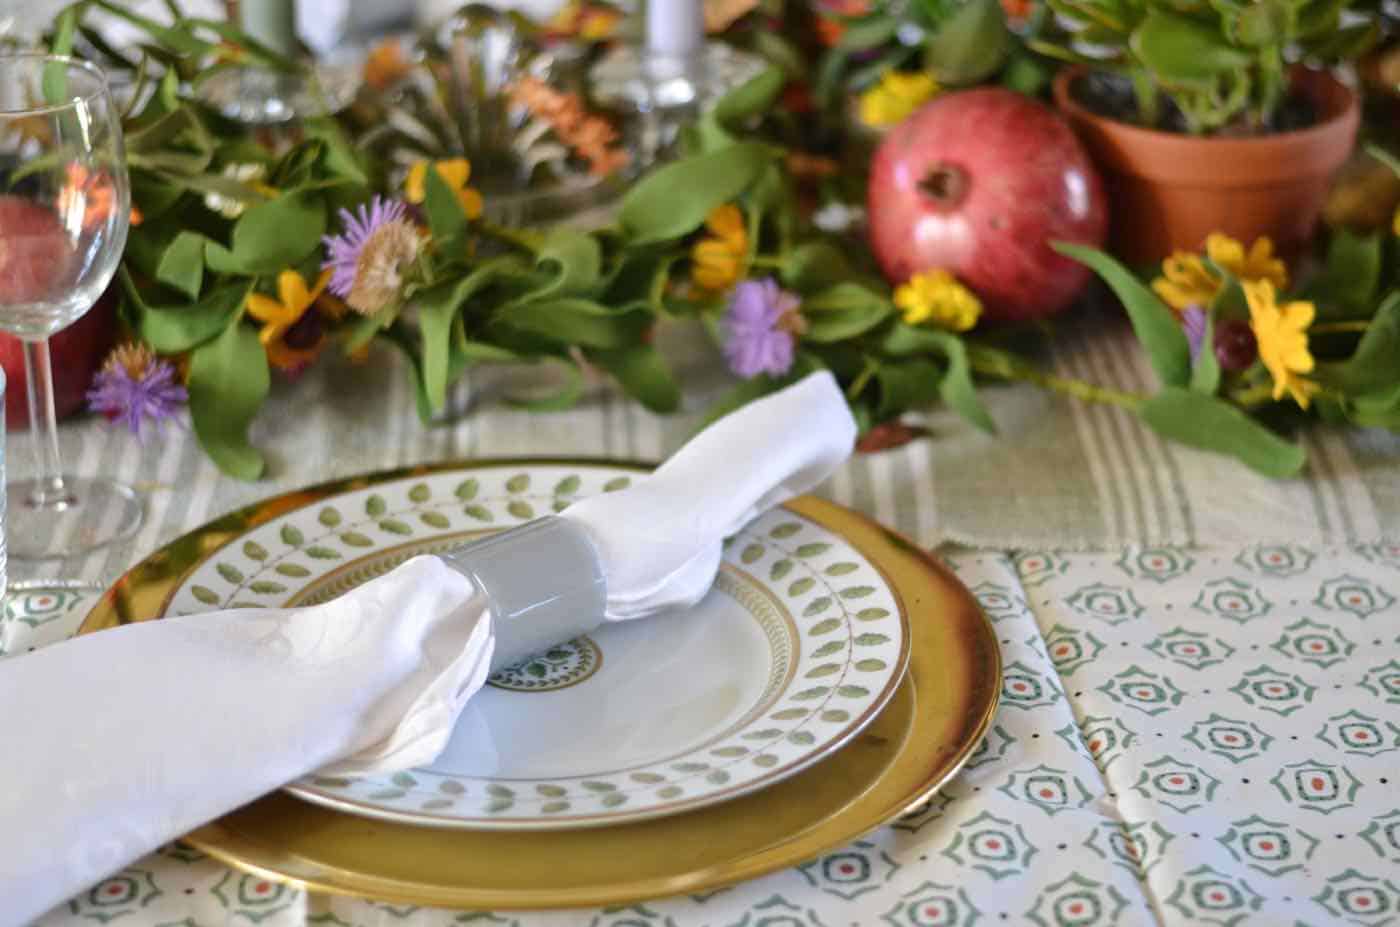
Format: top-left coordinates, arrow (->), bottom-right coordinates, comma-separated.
1033,0 -> 1372,263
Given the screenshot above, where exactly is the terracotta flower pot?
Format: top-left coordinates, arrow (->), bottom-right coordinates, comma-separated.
1052,67 -> 1360,265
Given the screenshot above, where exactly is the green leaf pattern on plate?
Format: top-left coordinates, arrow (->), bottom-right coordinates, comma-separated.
163,465 -> 902,825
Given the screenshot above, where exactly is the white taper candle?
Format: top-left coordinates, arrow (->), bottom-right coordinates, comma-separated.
646,0 -> 704,56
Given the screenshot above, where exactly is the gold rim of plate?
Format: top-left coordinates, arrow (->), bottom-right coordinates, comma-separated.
78,458 -> 1001,910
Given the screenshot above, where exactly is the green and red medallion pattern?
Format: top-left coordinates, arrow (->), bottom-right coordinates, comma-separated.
11,542 -> 1399,927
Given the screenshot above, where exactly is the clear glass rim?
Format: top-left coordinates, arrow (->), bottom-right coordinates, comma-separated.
0,51 -> 113,117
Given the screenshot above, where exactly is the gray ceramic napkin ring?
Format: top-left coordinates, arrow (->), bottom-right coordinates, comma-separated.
437,516 -> 607,671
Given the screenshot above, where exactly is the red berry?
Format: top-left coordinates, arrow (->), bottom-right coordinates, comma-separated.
1214,319 -> 1258,371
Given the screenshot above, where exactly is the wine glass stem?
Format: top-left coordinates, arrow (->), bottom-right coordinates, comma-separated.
22,337 -> 74,510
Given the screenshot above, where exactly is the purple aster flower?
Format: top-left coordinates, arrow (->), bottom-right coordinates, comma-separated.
723,278 -> 803,379
1180,304 -> 1207,362
86,344 -> 187,440
321,196 -> 419,315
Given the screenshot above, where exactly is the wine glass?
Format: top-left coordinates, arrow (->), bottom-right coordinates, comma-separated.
0,53 -> 140,561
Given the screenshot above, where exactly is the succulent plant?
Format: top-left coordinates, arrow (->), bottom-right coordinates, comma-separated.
1031,0 -> 1380,133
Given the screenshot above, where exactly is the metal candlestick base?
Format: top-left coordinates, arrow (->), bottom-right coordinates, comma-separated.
197,49 -> 363,124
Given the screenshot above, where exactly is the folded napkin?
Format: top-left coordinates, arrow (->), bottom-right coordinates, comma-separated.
0,371 -> 856,926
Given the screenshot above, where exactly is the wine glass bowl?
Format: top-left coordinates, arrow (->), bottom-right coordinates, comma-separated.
0,53 -> 141,561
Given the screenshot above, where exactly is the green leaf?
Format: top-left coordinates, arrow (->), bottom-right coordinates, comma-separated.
302,117 -> 369,187
1053,241 -> 1191,387
188,320 -> 269,480
1319,291 -> 1400,394
228,191 -> 326,274
923,0 -> 1011,85
422,159 -> 468,243
138,283 -> 249,354
836,14 -> 900,51
587,344 -> 681,413
620,143 -> 774,244
1229,0 -> 1288,46
1138,387 -> 1306,477
802,283 -> 894,343
498,298 -> 649,349
781,241 -> 854,292
1190,289 -> 1231,396
155,231 -> 206,300
874,359 -> 942,419
880,324 -> 996,432
1130,10 -> 1253,82
1303,228 -> 1381,320
713,66 -> 786,127
529,229 -> 603,301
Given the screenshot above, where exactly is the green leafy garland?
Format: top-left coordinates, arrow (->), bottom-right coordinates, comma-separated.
41,1 -> 1400,480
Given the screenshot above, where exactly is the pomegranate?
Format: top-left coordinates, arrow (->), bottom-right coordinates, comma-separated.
867,88 -> 1107,322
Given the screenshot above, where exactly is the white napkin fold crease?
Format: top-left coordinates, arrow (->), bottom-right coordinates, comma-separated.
0,371 -> 856,926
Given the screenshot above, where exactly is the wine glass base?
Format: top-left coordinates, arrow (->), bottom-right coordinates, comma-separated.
6,477 -> 144,561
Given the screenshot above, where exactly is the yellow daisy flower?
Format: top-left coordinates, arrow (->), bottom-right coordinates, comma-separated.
246,268 -> 333,371
691,204 -> 749,292
405,159 -> 484,220
893,269 -> 982,332
1245,279 -> 1319,409
858,71 -> 939,128
1152,233 -> 1288,313
1207,233 -> 1288,291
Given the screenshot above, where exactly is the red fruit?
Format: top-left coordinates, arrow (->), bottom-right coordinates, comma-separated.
0,290 -> 118,430
0,195 -> 73,305
1213,319 -> 1258,372
867,88 -> 1108,322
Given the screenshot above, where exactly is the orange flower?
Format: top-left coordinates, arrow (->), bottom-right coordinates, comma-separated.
365,38 -> 412,91
691,204 -> 748,292
1000,0 -> 1033,21
509,77 -> 629,177
57,164 -> 119,231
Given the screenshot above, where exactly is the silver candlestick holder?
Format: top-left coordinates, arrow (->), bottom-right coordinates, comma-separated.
588,41 -> 766,171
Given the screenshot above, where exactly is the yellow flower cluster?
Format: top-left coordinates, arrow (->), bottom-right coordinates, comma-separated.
858,71 -> 939,128
1151,233 -> 1288,313
691,204 -> 749,292
1153,232 -> 1318,408
893,269 -> 982,332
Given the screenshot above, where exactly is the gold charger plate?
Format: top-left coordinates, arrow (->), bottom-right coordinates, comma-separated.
79,459 -> 1000,910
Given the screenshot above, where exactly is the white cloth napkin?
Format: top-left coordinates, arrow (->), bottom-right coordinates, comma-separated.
0,371 -> 855,926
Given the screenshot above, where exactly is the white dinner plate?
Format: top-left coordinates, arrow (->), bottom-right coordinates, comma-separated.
161,462 -> 910,830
